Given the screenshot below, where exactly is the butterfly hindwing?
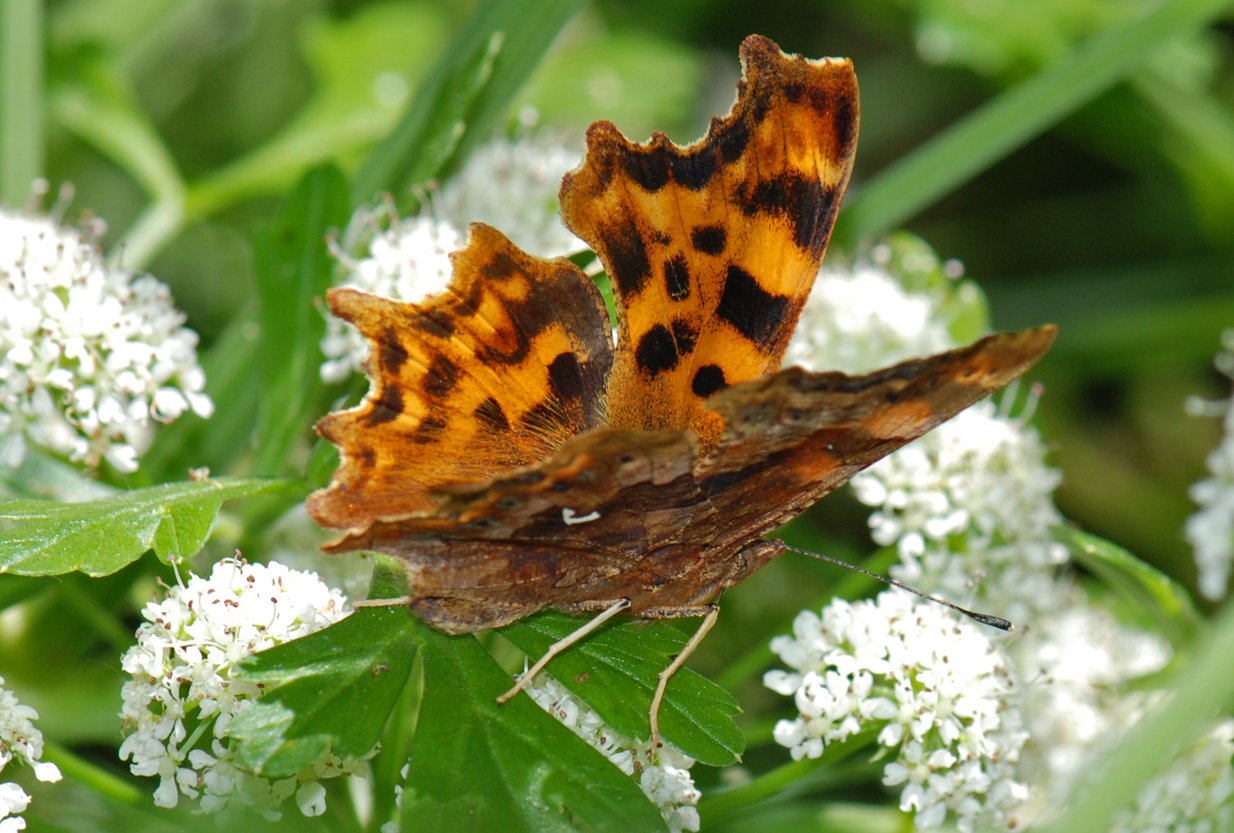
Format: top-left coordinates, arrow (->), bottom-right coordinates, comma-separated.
308,224 -> 612,531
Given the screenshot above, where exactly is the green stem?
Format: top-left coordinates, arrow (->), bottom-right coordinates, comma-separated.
0,0 -> 42,204
41,740 -> 146,805
834,0 -> 1234,246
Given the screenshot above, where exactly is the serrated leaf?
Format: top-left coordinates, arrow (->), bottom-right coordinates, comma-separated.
0,478 -> 289,576
502,610 -> 743,766
229,605 -> 417,777
1060,525 -> 1202,648
405,626 -> 666,833
252,163 -> 350,476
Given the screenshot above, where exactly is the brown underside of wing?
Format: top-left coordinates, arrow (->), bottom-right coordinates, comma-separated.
336,327 -> 1055,633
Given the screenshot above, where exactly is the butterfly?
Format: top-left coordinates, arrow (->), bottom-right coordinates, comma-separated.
307,34 -> 1056,752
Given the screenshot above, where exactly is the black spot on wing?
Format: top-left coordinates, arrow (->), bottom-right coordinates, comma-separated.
691,365 -> 727,398
408,308 -> 454,339
670,153 -> 716,190
691,226 -> 726,255
379,328 -> 408,374
474,397 -> 510,432
635,324 -> 678,376
423,354 -> 458,397
623,151 -> 669,192
367,386 -> 403,426
716,265 -> 790,347
717,118 -> 750,163
482,251 -> 521,281
601,217 -> 651,297
411,415 -> 446,445
670,319 -> 698,357
744,173 -> 831,255
547,351 -> 585,402
664,255 -> 691,301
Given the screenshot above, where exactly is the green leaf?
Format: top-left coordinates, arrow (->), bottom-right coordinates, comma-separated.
229,605 -> 417,777
252,163 -> 350,476
1060,526 -> 1202,649
834,0 -> 1234,247
501,610 -> 743,766
351,0 -> 585,205
405,626 -> 666,833
0,478 -> 290,576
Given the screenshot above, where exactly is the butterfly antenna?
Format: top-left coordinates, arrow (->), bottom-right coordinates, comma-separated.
771,539 -> 1013,631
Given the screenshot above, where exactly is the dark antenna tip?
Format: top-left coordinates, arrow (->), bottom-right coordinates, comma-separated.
773,539 -> 1015,632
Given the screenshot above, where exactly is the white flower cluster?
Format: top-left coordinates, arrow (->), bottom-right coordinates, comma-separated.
0,677 -> 61,833
1185,328 -> 1234,600
322,133 -> 581,383
786,241 -> 957,374
765,591 -> 1028,833
118,558 -> 362,819
524,674 -> 701,833
851,399 -> 1068,622
0,208 -> 212,472
772,240 -> 1202,830
1012,598 -> 1170,796
433,131 -> 583,260
1110,718 -> 1234,833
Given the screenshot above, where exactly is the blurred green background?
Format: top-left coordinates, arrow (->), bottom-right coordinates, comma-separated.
2,0 -> 1233,828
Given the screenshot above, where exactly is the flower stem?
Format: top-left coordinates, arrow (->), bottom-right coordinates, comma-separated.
0,0 -> 42,203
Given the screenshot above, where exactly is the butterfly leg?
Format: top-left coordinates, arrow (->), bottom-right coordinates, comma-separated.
647,603 -> 721,755
496,598 -> 632,705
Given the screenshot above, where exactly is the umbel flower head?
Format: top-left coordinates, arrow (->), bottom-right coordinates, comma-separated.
0,207 -> 212,472
765,591 -> 1028,833
524,674 -> 701,833
118,558 -> 364,819
0,676 -> 62,833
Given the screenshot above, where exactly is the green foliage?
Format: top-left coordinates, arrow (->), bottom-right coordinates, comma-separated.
502,612 -> 743,765
405,625 -> 667,833
0,478 -> 288,575
229,604 -> 418,777
252,164 -> 350,476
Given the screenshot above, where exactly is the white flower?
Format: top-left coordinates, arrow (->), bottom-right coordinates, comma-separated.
524,674 -> 701,833
0,208 -> 212,472
1112,718 -> 1234,833
787,240 -> 957,374
1185,328 -> 1234,600
851,398 -> 1069,621
1010,596 -> 1171,818
766,591 -> 1028,833
0,676 -> 61,831
118,557 -> 366,818
433,132 -> 583,260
